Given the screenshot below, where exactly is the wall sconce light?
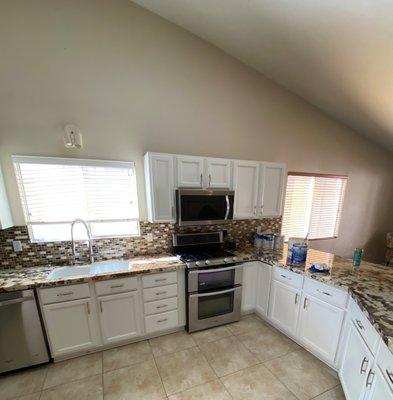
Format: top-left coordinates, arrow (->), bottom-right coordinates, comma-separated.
64,124 -> 83,149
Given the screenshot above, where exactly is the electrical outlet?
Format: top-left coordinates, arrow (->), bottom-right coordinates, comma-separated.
146,233 -> 154,242
12,240 -> 23,252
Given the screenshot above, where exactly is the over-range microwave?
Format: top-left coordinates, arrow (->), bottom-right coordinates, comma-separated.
175,189 -> 234,226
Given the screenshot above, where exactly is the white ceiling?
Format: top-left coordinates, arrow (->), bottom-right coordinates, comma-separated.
132,0 -> 393,151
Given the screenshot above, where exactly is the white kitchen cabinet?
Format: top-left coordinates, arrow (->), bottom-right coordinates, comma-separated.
206,158 -> 231,188
98,291 -> 143,345
0,166 -> 13,229
298,293 -> 345,364
144,153 -> 175,222
42,298 -> 99,357
233,160 -> 260,218
176,156 -> 204,187
255,262 -> 272,317
258,163 -> 286,217
268,279 -> 301,336
366,367 -> 393,400
241,262 -> 259,313
340,322 -> 373,400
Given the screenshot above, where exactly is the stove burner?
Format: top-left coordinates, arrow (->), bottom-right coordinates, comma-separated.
176,249 -> 235,263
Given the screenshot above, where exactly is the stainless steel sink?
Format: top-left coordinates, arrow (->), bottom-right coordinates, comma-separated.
46,260 -> 131,281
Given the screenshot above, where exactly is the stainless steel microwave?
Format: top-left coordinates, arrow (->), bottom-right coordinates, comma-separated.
175,189 -> 234,226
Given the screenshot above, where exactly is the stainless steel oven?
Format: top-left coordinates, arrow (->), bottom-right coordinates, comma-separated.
176,189 -> 234,226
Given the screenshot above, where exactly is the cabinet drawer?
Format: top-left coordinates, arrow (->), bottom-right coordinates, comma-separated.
40,283 -> 90,304
349,298 -> 380,354
142,271 -> 177,288
143,284 -> 178,302
304,277 -> 348,309
144,297 -> 178,316
145,309 -> 179,333
95,277 -> 138,296
377,340 -> 393,391
273,266 -> 303,289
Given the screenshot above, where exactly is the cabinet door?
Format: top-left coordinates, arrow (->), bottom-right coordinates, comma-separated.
233,160 -> 260,218
366,367 -> 393,400
298,294 -> 344,364
259,163 -> 286,217
340,323 -> 373,400
145,153 -> 175,222
177,156 -> 204,187
268,280 -> 300,336
241,262 -> 259,313
98,291 -> 143,345
206,158 -> 231,188
43,299 -> 99,357
255,262 -> 272,317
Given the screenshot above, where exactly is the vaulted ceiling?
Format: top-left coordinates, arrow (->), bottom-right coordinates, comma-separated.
133,0 -> 393,151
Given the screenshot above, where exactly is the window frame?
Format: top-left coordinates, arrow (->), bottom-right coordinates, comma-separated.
12,155 -> 140,243
282,171 -> 348,241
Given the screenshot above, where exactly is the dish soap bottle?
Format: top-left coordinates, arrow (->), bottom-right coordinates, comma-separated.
353,248 -> 363,268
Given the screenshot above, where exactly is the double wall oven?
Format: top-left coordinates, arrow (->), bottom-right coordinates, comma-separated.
173,232 -> 243,332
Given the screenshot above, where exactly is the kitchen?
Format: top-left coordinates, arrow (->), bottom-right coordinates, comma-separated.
1,1 -> 393,400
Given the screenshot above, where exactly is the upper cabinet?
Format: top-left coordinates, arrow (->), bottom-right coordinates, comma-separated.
0,165 -> 13,229
144,152 -> 286,223
258,163 -> 286,217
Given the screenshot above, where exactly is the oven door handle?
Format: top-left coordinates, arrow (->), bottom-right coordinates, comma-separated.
191,286 -> 240,298
224,194 -> 230,220
189,265 -> 242,274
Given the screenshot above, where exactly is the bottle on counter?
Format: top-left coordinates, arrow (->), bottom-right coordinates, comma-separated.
353,248 -> 363,268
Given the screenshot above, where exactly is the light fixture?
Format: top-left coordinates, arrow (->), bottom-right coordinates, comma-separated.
63,124 -> 83,149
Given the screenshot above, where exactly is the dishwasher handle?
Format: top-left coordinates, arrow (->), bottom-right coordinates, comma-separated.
0,296 -> 35,307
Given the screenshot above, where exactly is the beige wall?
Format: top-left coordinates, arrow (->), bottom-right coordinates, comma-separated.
0,0 -> 392,263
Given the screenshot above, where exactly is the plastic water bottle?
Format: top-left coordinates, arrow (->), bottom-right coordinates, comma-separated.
353,248 -> 363,267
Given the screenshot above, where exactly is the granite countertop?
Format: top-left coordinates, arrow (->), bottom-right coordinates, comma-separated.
0,254 -> 184,292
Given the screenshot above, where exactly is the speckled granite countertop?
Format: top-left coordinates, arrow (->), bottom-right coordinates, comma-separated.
235,245 -> 393,352
0,254 -> 184,292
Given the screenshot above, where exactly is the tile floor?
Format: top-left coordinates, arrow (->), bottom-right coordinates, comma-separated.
0,315 -> 346,400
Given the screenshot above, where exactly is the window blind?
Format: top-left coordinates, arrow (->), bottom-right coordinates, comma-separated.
281,173 -> 347,241
13,156 -> 139,242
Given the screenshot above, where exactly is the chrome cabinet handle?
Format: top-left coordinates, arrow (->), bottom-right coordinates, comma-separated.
157,318 -> 168,323
303,297 -> 308,309
281,274 -> 292,280
208,174 -> 211,187
86,302 -> 90,315
155,278 -> 167,282
316,289 -> 332,296
99,301 -> 103,312
386,370 -> 393,385
366,370 -> 375,387
156,304 -> 168,309
356,320 -> 365,330
295,293 -> 299,304
110,284 -> 124,289
360,357 -> 369,374
57,291 -> 74,297
200,173 -> 203,186
156,291 -> 167,295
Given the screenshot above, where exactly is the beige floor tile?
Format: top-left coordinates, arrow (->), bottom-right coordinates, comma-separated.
167,379 -> 231,400
103,340 -> 153,372
313,385 -> 345,400
264,349 -> 339,400
40,374 -> 102,400
149,331 -> 196,357
43,352 -> 102,389
191,326 -> 233,346
221,363 -> 297,400
0,366 -> 47,400
199,336 -> 258,377
238,326 -> 299,362
14,392 -> 41,400
103,359 -> 165,400
226,315 -> 270,336
155,347 -> 215,395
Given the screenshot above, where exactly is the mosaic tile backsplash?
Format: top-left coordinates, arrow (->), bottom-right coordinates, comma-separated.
0,218 -> 281,269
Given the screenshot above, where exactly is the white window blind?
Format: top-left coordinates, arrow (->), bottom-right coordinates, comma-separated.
281,173 -> 347,240
13,156 -> 139,242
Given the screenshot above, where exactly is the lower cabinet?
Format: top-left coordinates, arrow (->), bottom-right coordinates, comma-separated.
268,279 -> 301,336
42,298 -> 99,357
97,291 -> 143,345
366,367 -> 393,400
241,262 -> 259,313
298,293 -> 345,364
255,262 -> 272,317
340,322 -> 373,400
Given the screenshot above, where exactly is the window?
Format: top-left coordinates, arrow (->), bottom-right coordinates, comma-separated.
13,156 -> 139,242
281,173 -> 347,240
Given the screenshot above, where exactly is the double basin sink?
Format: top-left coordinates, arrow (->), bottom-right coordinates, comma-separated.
46,260 -> 131,281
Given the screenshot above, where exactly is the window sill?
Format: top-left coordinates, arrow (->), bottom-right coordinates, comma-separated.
30,233 -> 141,244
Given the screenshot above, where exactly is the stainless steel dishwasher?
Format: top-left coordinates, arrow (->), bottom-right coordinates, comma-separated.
0,290 -> 49,373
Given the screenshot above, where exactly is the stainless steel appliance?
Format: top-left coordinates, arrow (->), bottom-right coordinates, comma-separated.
173,232 -> 243,332
175,189 -> 234,226
0,290 -> 49,373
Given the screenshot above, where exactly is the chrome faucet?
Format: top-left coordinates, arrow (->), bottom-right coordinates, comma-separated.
70,219 -> 94,264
